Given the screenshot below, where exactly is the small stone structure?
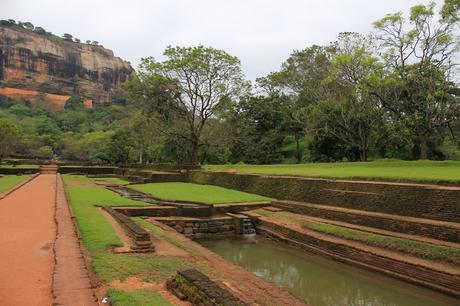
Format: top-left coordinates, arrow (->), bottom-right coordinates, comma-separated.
154,216 -> 236,239
167,269 -> 247,306
102,207 -> 153,252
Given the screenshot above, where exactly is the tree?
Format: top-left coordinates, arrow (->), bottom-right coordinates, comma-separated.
22,22 -> 34,30
63,33 -> 73,41
126,45 -> 247,165
64,95 -> 84,111
0,119 -> 23,163
372,1 -> 460,159
74,38 -> 81,43
92,41 -> 99,46
86,40 -> 91,44
34,27 -> 46,35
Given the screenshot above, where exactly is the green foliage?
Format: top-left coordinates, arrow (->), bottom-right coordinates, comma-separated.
0,119 -> 24,161
129,182 -> 272,204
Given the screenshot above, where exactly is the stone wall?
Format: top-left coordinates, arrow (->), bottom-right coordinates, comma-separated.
167,269 -> 247,306
155,216 -> 236,239
189,171 -> 460,222
256,218 -> 460,298
102,207 -> 153,252
58,166 -> 116,175
273,200 -> 460,243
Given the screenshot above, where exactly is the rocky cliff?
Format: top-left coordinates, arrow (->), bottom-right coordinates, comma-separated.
0,25 -> 133,106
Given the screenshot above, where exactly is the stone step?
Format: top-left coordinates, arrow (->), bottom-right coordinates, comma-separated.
255,219 -> 460,298
272,200 -> 460,243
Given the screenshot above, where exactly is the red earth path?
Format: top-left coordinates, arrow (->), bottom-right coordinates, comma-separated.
0,173 -> 97,306
0,174 -> 56,305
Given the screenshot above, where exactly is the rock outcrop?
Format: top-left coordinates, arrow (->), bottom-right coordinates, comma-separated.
0,25 -> 133,106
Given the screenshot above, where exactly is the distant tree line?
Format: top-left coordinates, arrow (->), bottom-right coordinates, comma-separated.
0,1 -> 459,165
0,19 -> 101,46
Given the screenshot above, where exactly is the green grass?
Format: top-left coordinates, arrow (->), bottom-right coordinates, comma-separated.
92,176 -> 131,186
62,175 -> 197,283
108,289 -> 172,306
0,174 -> 32,193
205,160 -> 460,182
129,182 -> 272,205
255,209 -> 460,265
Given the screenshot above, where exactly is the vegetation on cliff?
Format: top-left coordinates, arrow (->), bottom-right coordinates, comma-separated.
0,19 -> 101,46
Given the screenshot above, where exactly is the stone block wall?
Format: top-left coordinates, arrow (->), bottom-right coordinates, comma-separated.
155,216 -> 236,239
189,171 -> 460,222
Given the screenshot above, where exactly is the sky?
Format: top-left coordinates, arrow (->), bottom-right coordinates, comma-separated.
2,0 -> 428,80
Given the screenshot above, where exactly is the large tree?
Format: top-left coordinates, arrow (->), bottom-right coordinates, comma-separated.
372,1 -> 460,159
125,45 -> 247,165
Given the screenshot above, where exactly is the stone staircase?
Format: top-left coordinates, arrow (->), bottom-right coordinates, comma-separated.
248,200 -> 460,297
272,200 -> 460,244
39,164 -> 59,174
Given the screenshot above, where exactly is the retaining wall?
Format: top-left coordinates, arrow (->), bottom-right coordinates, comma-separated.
167,269 -> 247,306
102,207 -> 153,251
58,167 -> 116,175
155,216 -> 236,239
273,200 -> 460,243
189,171 -> 460,222
256,218 -> 460,298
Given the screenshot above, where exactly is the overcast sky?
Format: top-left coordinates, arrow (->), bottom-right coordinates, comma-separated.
2,0 -> 428,80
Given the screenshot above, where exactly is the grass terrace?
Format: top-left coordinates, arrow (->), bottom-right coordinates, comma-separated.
0,175 -> 32,193
129,182 -> 272,204
62,175 -> 211,301
254,209 -> 460,265
204,160 -> 460,183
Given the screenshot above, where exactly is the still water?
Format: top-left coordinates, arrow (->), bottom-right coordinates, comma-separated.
200,237 -> 459,306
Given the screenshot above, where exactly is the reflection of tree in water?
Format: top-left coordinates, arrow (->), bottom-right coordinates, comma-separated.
203,239 -> 455,306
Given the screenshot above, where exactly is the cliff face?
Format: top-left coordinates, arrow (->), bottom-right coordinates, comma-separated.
0,26 -> 133,105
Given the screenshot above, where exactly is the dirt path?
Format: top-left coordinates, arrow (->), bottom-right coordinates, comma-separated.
0,174 -> 56,306
53,174 -> 98,305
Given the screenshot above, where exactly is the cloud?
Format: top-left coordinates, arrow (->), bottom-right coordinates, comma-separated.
1,0 -> 425,80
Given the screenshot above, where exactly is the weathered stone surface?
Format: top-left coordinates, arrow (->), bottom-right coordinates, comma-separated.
0,26 -> 133,105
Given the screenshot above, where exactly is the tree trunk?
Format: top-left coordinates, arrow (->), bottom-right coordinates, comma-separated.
190,138 -> 199,166
139,143 -> 143,164
420,134 -> 428,160
295,137 -> 302,163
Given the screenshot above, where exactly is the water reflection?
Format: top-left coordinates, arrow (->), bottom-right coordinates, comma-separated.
200,237 -> 459,306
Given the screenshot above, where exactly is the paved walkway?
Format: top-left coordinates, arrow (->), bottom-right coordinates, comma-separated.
0,173 -> 97,306
0,174 -> 56,306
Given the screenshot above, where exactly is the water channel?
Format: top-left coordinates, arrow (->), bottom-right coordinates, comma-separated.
199,236 -> 459,306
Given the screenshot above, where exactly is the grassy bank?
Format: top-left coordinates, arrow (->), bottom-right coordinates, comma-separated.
205,160 -> 460,182
255,209 -> 460,265
130,182 -> 272,204
62,175 -> 203,301
0,174 -> 32,193
108,289 -> 171,306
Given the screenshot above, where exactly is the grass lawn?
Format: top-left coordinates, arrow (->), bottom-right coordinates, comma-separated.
205,160 -> 460,182
62,174 -> 209,301
108,289 -> 172,306
129,182 -> 272,204
255,209 -> 460,265
0,174 -> 32,193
